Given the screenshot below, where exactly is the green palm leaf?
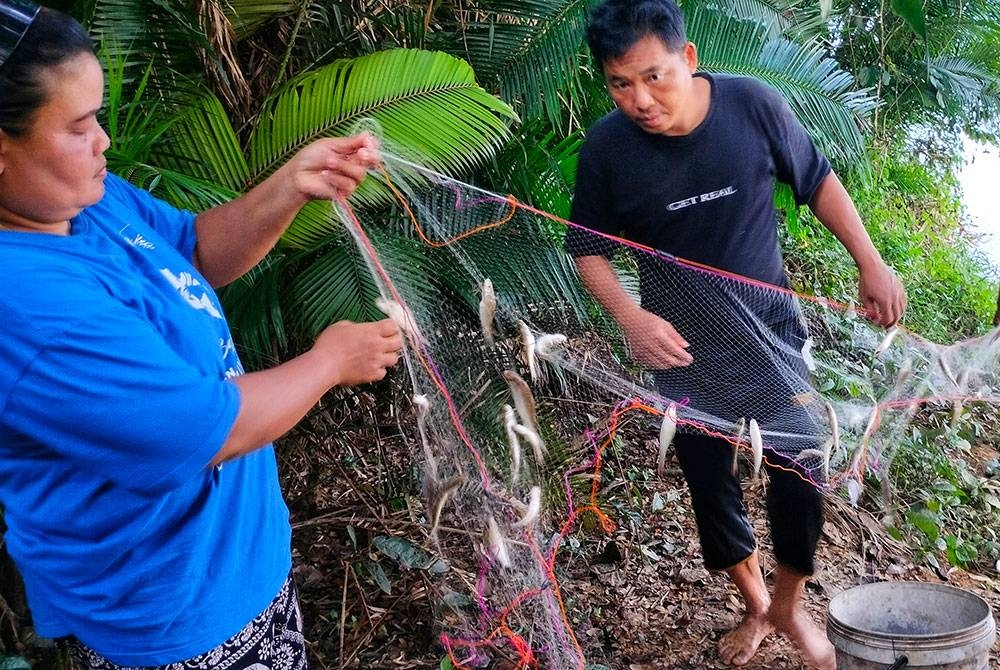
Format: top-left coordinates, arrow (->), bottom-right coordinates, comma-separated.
90,0 -> 206,85
285,235 -> 381,338
285,229 -> 455,340
248,48 -> 516,246
485,120 -> 584,220
153,91 -> 252,194
223,0 -> 300,37
459,0 -> 599,124
219,254 -> 290,370
928,56 -> 1000,116
684,0 -> 788,36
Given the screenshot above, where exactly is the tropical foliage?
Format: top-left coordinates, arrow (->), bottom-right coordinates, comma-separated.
47,0 -> 886,367
5,0 -> 1000,662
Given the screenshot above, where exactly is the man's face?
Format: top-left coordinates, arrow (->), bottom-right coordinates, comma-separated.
603,34 -> 700,136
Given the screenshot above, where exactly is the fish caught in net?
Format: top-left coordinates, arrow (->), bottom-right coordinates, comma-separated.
330,149 -> 1000,669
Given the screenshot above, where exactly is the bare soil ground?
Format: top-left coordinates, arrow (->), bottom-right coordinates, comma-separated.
281,399 -> 1000,670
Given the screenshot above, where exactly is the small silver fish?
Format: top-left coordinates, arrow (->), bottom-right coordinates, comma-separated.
749,418 -> 763,480
823,401 -> 838,480
801,336 -> 817,372
413,394 -> 437,480
938,353 -> 960,389
874,326 -> 900,358
894,357 -> 914,389
502,370 -> 539,435
502,404 -> 522,482
862,405 -> 880,444
517,320 -> 540,383
413,394 -> 430,419
513,423 -> 546,465
951,367 -> 971,425
485,515 -> 512,568
845,476 -> 863,507
791,391 -> 815,406
375,296 -> 424,347
512,486 -> 542,528
657,405 -> 677,476
731,417 -> 746,477
798,447 -> 828,468
479,278 -> 496,346
879,465 -> 895,525
846,409 -> 875,489
534,333 -> 568,360
429,475 -> 467,533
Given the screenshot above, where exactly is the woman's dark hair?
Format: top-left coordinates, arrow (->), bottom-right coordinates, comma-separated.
0,6 -> 94,137
587,0 -> 687,67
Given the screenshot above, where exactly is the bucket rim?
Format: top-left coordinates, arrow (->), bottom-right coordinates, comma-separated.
828,581 -> 994,642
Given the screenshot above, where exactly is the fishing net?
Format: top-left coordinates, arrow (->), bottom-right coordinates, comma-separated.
332,149 -> 1000,669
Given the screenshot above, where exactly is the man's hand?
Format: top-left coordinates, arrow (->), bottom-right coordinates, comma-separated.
858,261 -> 906,327
619,306 -> 694,369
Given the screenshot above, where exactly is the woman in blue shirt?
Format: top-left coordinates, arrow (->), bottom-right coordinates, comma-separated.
0,3 -> 402,667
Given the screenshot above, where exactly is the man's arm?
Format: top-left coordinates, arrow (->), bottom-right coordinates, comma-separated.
575,255 -> 693,368
194,134 -> 379,287
808,172 -> 906,327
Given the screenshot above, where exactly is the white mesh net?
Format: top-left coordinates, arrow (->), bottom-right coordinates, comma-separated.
331,150 -> 1000,669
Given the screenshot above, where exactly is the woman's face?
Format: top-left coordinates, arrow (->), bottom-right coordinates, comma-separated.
0,52 -> 110,233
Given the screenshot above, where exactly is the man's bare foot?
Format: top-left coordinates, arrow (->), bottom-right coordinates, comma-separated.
770,609 -> 836,670
718,613 -> 773,666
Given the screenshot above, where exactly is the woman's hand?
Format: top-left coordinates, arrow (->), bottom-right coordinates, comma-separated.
194,132 -> 382,287
215,317 -> 402,465
313,318 -> 403,387
287,133 -> 381,203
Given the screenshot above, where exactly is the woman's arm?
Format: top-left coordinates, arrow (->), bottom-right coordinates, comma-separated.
210,318 -> 402,466
194,134 -> 379,287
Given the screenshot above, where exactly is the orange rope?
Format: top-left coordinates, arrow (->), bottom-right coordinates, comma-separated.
377,164 -> 519,247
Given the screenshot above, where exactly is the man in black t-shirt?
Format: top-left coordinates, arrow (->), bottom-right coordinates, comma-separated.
566,1 -> 906,668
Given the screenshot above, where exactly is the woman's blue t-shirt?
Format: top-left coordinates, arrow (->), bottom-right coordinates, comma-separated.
0,174 -> 291,665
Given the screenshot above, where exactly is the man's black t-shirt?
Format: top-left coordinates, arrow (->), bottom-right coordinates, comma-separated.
565,73 -> 831,429
566,72 -> 830,289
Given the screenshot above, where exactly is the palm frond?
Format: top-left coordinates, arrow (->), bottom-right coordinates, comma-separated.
101,48 -> 172,168
685,0 -> 787,36
90,0 -> 207,85
286,236 -> 377,338
459,0 -> 598,125
485,120 -> 585,220
251,49 -> 514,177
224,0 -> 300,38
280,230 -> 448,340
219,253 -> 290,370
152,91 -> 252,194
116,165 -> 239,213
247,49 -> 515,245
461,226 -> 594,326
685,0 -> 832,42
929,56 -> 1000,114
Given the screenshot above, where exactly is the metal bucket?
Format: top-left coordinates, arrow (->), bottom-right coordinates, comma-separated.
827,582 -> 995,669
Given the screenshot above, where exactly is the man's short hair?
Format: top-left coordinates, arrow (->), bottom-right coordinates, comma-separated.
587,0 -> 687,66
